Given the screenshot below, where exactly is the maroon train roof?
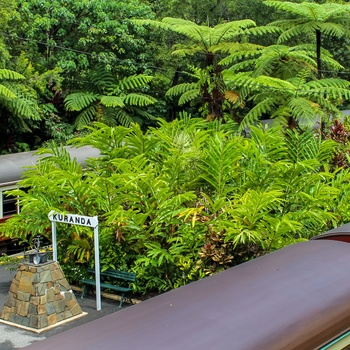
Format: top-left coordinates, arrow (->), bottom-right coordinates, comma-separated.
23,239 -> 350,350
312,223 -> 350,243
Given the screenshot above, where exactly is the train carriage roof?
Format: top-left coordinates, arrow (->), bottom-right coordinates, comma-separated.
23,236 -> 350,350
0,146 -> 100,186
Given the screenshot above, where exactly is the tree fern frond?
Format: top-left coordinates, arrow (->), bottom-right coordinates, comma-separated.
223,59 -> 257,72
118,74 -> 153,91
88,66 -> 115,92
112,109 -> 134,127
239,98 -> 276,131
166,83 -> 199,98
129,107 -> 156,121
0,69 -> 25,80
100,95 -> 125,108
213,42 -> 263,55
288,97 -> 316,125
278,24 -> 308,43
0,84 -> 17,99
305,78 -> 350,89
74,105 -> 98,130
243,25 -> 282,37
224,91 -> 239,103
178,89 -> 201,105
65,92 -> 100,111
6,97 -> 41,120
123,93 -> 157,106
318,22 -> 347,37
172,46 -> 202,57
220,50 -> 259,66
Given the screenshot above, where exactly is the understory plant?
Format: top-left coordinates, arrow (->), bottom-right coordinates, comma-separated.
1,118 -> 349,294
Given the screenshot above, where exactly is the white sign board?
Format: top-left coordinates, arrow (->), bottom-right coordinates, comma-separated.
48,211 -> 101,311
48,212 -> 98,228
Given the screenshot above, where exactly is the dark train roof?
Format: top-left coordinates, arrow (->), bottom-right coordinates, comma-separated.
0,146 -> 100,186
23,238 -> 350,350
311,223 -> 350,243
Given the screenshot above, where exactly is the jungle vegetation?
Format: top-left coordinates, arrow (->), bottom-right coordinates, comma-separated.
2,0 -> 350,294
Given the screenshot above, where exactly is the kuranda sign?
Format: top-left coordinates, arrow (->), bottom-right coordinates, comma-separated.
48,211 -> 98,228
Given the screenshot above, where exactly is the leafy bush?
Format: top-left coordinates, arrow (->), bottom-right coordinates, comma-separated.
2,118 -> 349,293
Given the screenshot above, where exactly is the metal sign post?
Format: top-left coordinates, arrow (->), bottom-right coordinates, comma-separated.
48,211 -> 101,311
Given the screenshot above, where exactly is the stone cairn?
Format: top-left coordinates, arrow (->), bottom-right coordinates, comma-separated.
0,261 -> 85,331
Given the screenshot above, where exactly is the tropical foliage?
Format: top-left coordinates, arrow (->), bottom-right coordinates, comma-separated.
2,118 -> 350,293
64,66 -> 156,129
3,0 -> 350,297
264,1 -> 350,78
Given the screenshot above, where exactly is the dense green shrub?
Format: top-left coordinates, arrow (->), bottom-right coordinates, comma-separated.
2,118 -> 350,293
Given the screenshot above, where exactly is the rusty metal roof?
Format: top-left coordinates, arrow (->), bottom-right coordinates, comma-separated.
22,239 -> 350,350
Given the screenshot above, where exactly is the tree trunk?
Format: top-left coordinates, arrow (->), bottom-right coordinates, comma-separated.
316,29 -> 322,79
202,53 -> 224,120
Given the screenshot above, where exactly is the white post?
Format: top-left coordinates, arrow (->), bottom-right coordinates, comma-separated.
51,221 -> 57,261
94,225 -> 101,311
48,211 -> 101,310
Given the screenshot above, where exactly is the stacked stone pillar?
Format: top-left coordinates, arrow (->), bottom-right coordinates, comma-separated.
0,261 -> 85,331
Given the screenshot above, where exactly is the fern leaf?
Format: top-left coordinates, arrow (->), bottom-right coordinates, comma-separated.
74,105 -> 98,130
0,69 -> 25,80
100,95 -> 125,108
178,89 -> 200,105
123,93 -> 156,107
65,92 -> 100,111
239,98 -> 276,131
0,84 -> 16,99
224,91 -> 239,103
7,97 -> 41,120
118,74 -> 153,90
112,109 -> 134,127
166,83 -> 198,98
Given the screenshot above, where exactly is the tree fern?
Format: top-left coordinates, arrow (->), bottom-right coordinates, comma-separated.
134,16 -> 275,120
64,67 -> 156,129
264,1 -> 350,77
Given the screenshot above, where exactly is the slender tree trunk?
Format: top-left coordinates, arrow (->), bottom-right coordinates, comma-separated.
316,29 -> 322,79
168,68 -> 181,121
203,53 -> 224,121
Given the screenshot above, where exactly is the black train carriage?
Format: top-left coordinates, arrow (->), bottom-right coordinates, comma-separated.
0,146 -> 100,254
22,223 -> 350,350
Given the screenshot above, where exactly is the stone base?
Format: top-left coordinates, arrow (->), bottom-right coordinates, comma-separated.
0,311 -> 87,333
0,261 -> 85,331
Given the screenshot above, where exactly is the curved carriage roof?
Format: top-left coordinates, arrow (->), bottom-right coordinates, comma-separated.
312,223 -> 350,243
23,238 -> 350,350
0,146 -> 100,186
